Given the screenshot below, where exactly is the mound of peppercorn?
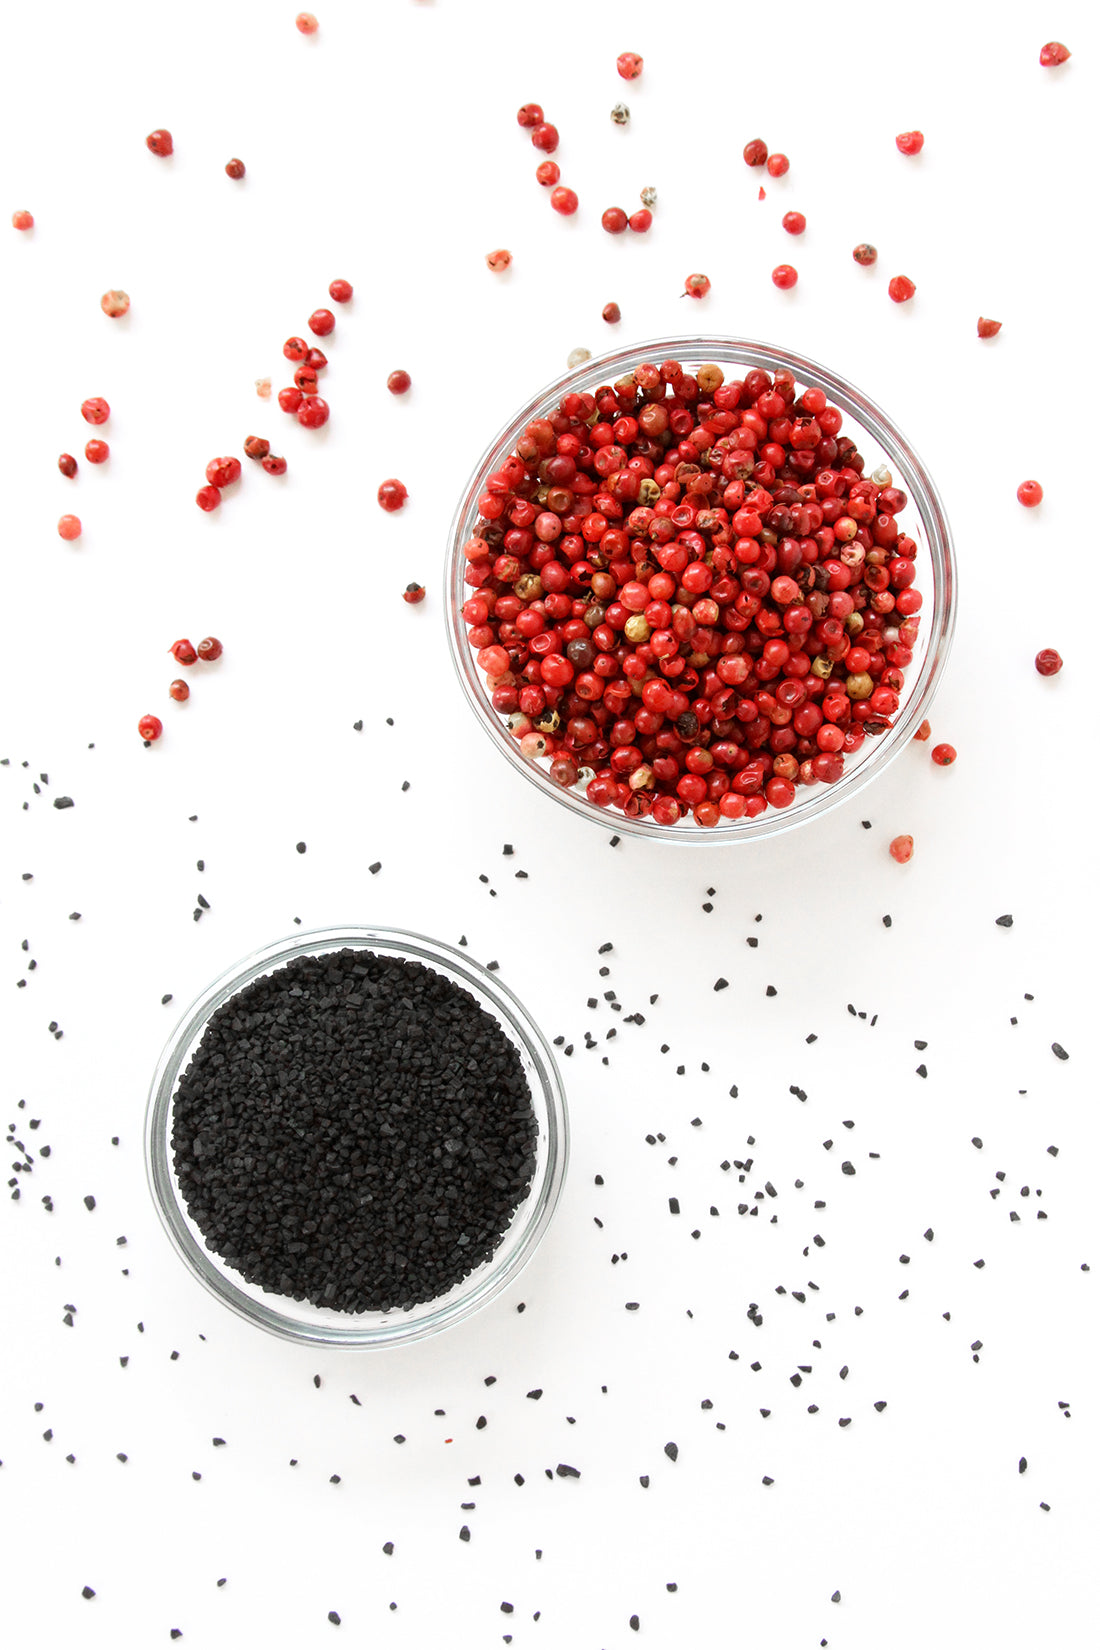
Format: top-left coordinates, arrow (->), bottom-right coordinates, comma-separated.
460,359 -> 921,826
171,949 -> 538,1313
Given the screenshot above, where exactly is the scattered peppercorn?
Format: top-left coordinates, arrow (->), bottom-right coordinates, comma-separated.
517,103 -> 544,128
1039,42 -> 1070,66
889,835 -> 914,863
895,130 -> 924,155
1017,480 -> 1043,507
296,12 -> 319,34
170,639 -> 198,666
531,123 -> 559,154
81,397 -> 110,425
146,129 -> 173,157
535,161 -> 560,187
403,583 -> 426,605
262,453 -> 287,476
766,153 -> 789,177
743,139 -> 768,166
100,289 -> 130,318
195,485 -> 221,512
977,317 -> 1002,338
1034,649 -> 1062,677
931,743 -> 956,765
197,637 -> 223,662
169,679 -> 190,702
551,186 -> 579,215
206,457 -> 242,489
225,158 -> 245,179
387,370 -> 411,395
57,515 -> 82,541
58,453 -> 77,478
684,272 -> 710,298
772,264 -> 798,290
138,715 -> 163,742
308,309 -> 335,337
602,302 -> 621,324
602,207 -> 628,234
852,243 -> 877,266
328,278 -> 352,303
782,211 -> 806,235
244,436 -> 270,461
84,439 -> 109,464
888,275 -> 916,303
486,249 -> 513,273
616,51 -> 643,79
12,209 -> 34,230
378,478 -> 408,513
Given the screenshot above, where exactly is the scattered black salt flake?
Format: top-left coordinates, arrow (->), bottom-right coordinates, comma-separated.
714,978 -> 729,992
1019,1457 -> 1027,1473
382,1541 -> 394,1555
197,894 -> 210,910
53,796 -> 74,810
171,1631 -> 182,1640
369,862 -> 381,875
629,1616 -> 640,1632
1052,1043 -> 1069,1061
762,1475 -> 774,1485
296,842 -> 307,854
328,1610 -> 341,1625
556,1462 -> 580,1478
972,1138 -> 983,1149
353,721 -> 363,732
69,912 -> 81,921
639,1475 -> 649,1487
609,835 -> 620,846
1040,1502 -> 1050,1511
974,1259 -> 985,1269
82,1586 -> 95,1600
476,1416 -> 487,1429
161,994 -> 173,1005
664,1441 -> 678,1462
924,1228 -> 934,1241
313,1375 -> 322,1388
626,1301 -> 639,1311
484,1376 -> 496,1386
459,1526 -> 470,1542
527,1389 -> 543,1400
83,1195 -> 96,1211
831,1590 -> 842,1603
1048,1146 -> 1059,1157
882,915 -> 892,928
212,1437 -> 225,1446
841,1161 -> 855,1176
217,1579 -> 226,1587
669,1198 -> 680,1214
838,1418 -> 851,1428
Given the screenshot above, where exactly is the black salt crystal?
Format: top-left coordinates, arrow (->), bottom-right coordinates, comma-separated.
53,796 -> 74,810
664,1441 -> 678,1461
1052,1043 -> 1069,1061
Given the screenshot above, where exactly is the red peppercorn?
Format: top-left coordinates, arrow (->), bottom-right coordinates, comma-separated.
782,211 -> 806,235
225,158 -> 245,179
378,478 -> 408,513
486,249 -> 513,273
772,264 -> 798,290
205,457 -> 242,488
295,12 -> 318,33
517,103 -> 544,128
602,302 -> 621,324
628,209 -> 652,233
57,515 -> 82,541
58,453 -> 77,478
169,639 -> 198,665
616,51 -> 643,80
283,337 -> 309,361
852,243 -> 877,266
1035,648 -> 1063,676
743,139 -> 768,166
196,485 -> 221,512
308,308 -> 335,337
101,289 -> 130,318
889,834 -> 914,863
888,275 -> 916,303
244,435 -> 270,461
197,636 -> 223,662
146,129 -> 173,157
531,123 -> 559,154
766,153 -> 789,178
387,370 -> 411,395
261,454 -> 287,476
895,130 -> 924,156
403,582 -> 426,605
1039,42 -> 1070,66
931,743 -> 956,765
278,386 -> 303,414
297,395 -> 330,429
685,273 -> 711,299
81,397 -> 110,425
535,160 -> 560,187
138,714 -> 163,741
12,210 -> 33,230
551,187 -> 579,216
977,317 -> 1002,339
913,720 -> 931,742
601,207 -> 628,234
84,440 -> 109,464
305,348 -> 327,371
168,679 -> 190,702
328,278 -> 353,303
293,365 -> 318,393
1017,479 -> 1043,507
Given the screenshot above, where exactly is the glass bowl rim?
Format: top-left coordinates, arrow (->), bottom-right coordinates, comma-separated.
144,925 -> 569,1348
445,332 -> 956,844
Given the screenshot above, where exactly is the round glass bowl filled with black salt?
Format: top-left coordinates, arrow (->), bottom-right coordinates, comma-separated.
446,336 -> 956,842
145,928 -> 567,1347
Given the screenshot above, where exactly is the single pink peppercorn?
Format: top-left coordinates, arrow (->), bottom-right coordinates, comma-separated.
57,515 -> 82,541
931,743 -> 957,766
889,834 -> 914,864
601,207 -> 628,234
296,12 -> 318,34
138,715 -> 163,741
12,210 -> 34,230
486,249 -> 512,273
628,209 -> 652,233
782,211 -> 806,234
278,386 -> 303,414
1035,648 -> 1063,676
387,370 -> 411,395
685,273 -> 711,298
197,636 -> 223,662
293,364 -> 318,393
169,639 -> 197,665
196,485 -> 222,512
244,436 -> 270,461
283,337 -> 309,361
206,457 -> 241,488
853,243 -> 877,266
888,275 -> 916,303
551,186 -> 578,215
535,160 -> 560,187
81,397 -> 110,426
101,290 -> 130,318
531,123 -> 559,154
772,264 -> 798,290
308,308 -> 335,337
977,317 -> 1002,338
261,454 -> 287,476
895,130 -> 924,156
146,129 -> 173,157
517,103 -> 544,128
616,51 -> 643,80
169,679 -> 190,702
766,153 -> 789,177
602,302 -> 621,324
328,278 -> 352,303
1017,479 -> 1043,507
403,582 -> 426,605
297,395 -> 329,429
378,478 -> 408,513
305,347 -> 327,371
225,158 -> 245,180
58,454 -> 78,478
85,440 -> 109,464
1039,42 -> 1070,67
743,138 -> 768,166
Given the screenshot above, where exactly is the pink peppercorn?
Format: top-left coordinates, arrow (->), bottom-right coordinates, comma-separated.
57,515 -> 82,541
531,123 -> 559,154
146,129 -> 173,157
296,12 -> 318,34
601,207 -> 628,234
1035,648 -> 1063,676
889,835 -> 914,864
58,453 -> 77,478
328,279 -> 353,303
772,264 -> 798,290
403,582 -> 426,605
782,211 -> 806,235
101,290 -> 130,318
12,210 -> 34,230
685,273 -> 711,298
931,743 -> 957,766
308,308 -> 335,337
616,51 -> 643,80
262,454 -> 287,476
387,370 -> 411,395
278,386 -> 303,414
602,302 -> 621,324
206,457 -> 242,488
977,317 -> 1002,338
743,139 -> 768,166
853,243 -> 877,266
138,715 -> 163,741
628,209 -> 652,233
550,187 -> 578,216
536,161 -> 560,187
297,395 -> 330,429
895,130 -> 924,156
888,275 -> 916,303
81,397 -> 110,425
486,249 -> 512,273
283,337 -> 309,361
196,485 -> 221,512
84,440 -> 109,464
766,153 -> 789,177
1039,42 -> 1070,66
517,103 -> 544,128
225,158 -> 245,180
378,479 -> 408,513
1017,479 -> 1043,507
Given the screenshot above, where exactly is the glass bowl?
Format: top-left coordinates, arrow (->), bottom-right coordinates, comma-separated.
446,335 -> 956,842
145,927 -> 568,1348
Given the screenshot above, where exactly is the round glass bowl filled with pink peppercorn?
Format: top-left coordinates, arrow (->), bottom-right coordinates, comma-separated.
145,927 -> 568,1348
446,338 -> 956,840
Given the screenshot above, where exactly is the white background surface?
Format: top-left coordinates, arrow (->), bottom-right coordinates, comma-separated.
2,2 -> 1098,1646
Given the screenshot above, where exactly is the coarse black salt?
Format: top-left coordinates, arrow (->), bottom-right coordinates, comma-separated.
1052,1043 -> 1069,1061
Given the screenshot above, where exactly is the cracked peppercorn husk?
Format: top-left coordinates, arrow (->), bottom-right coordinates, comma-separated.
610,103 -> 630,125
171,948 -> 537,1313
